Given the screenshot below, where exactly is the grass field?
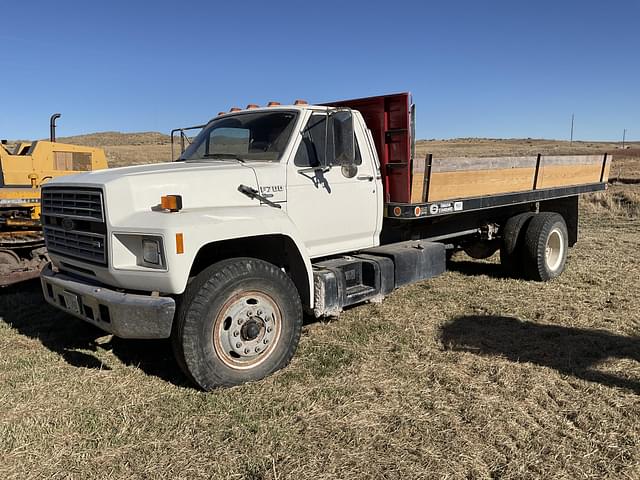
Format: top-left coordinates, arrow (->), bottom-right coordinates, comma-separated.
1,135 -> 639,479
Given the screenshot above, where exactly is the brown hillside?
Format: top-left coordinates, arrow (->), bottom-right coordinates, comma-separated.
57,131 -> 171,147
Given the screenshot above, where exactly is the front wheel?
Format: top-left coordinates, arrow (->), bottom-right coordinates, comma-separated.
172,258 -> 303,390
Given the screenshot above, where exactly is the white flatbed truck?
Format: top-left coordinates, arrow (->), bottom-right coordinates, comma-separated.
39,93 -> 611,389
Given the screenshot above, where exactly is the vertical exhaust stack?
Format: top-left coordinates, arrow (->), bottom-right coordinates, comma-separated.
50,113 -> 61,142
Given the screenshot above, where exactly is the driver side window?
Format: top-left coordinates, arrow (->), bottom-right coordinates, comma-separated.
294,114 -> 326,167
294,113 -> 362,167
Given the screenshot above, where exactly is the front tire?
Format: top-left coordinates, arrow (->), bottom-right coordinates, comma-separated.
522,213 -> 569,281
172,258 -> 303,390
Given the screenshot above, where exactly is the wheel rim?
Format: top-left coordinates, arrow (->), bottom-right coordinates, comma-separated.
212,290 -> 282,370
545,228 -> 565,272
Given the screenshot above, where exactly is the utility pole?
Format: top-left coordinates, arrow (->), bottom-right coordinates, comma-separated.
622,128 -> 626,149
570,114 -> 574,145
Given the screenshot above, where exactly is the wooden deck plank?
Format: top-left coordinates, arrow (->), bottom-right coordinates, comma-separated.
537,164 -> 604,189
427,167 -> 536,202
410,156 -> 426,203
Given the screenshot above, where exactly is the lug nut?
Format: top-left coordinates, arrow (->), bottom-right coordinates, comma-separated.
267,327 -> 273,333
257,309 -> 262,316
255,347 -> 261,353
263,339 -> 269,344
244,348 -> 251,354
246,311 -> 252,317
238,318 -> 244,325
233,331 -> 239,337
236,342 -> 242,348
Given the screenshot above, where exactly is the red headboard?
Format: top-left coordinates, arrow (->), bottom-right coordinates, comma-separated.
323,92 -> 413,203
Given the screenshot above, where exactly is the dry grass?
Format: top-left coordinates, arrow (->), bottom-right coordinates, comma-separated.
1,137 -> 639,479
583,185 -> 640,218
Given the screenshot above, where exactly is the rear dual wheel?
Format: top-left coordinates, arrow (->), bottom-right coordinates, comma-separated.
500,212 -> 568,281
500,212 -> 536,274
522,213 -> 568,281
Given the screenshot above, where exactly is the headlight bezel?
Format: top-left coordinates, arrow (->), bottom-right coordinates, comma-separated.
111,232 -> 168,271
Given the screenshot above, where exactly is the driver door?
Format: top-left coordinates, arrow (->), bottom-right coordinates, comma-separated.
285,111 -> 380,258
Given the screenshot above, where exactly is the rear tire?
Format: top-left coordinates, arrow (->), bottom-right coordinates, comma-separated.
172,258 -> 303,390
500,212 -> 535,276
522,213 -> 569,281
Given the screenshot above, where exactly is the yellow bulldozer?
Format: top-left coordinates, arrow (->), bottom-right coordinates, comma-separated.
0,114 -> 108,286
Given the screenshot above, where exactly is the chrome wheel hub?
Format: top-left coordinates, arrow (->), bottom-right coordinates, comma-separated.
213,291 -> 281,370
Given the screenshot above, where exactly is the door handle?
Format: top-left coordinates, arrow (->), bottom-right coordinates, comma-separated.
357,175 -> 374,181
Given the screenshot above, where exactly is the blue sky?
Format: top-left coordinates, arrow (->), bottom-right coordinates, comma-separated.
1,0 -> 638,141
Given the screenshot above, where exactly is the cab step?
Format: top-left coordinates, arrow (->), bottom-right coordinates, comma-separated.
312,240 -> 446,317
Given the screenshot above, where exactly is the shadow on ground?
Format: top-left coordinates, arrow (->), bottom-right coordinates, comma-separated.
1,280 -> 189,387
441,315 -> 640,394
446,259 -> 507,279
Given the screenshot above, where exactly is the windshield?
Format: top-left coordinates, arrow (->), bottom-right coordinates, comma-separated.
179,111 -> 298,162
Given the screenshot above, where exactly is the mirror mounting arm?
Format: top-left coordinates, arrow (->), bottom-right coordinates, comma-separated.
297,166 -> 331,174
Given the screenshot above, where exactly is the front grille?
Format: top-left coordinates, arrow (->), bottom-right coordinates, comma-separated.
44,226 -> 106,264
42,187 -> 107,266
41,188 -> 103,221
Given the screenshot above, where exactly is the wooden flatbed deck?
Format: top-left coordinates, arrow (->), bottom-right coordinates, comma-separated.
385,152 -> 611,219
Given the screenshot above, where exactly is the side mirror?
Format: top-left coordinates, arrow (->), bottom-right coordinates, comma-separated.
330,110 -> 355,166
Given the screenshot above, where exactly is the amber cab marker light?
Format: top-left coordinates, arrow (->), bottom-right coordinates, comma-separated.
246,104 -> 259,109
267,101 -> 280,107
175,233 -> 184,254
229,107 -> 241,112
217,111 -> 226,116
294,99 -> 308,105
161,195 -> 183,212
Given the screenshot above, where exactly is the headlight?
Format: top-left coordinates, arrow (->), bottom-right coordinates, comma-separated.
142,238 -> 163,266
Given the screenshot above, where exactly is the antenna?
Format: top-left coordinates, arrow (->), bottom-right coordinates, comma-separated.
622,128 -> 626,149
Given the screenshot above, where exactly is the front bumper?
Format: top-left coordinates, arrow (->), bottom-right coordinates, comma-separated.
40,265 -> 176,339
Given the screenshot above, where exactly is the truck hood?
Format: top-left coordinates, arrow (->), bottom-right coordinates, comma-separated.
47,160 -> 287,225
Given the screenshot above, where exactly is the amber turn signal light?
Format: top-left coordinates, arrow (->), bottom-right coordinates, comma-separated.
175,233 -> 184,254
161,195 -> 183,212
294,99 -> 308,105
267,101 -> 281,107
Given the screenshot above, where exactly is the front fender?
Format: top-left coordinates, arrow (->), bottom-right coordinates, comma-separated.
109,205 -> 314,301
